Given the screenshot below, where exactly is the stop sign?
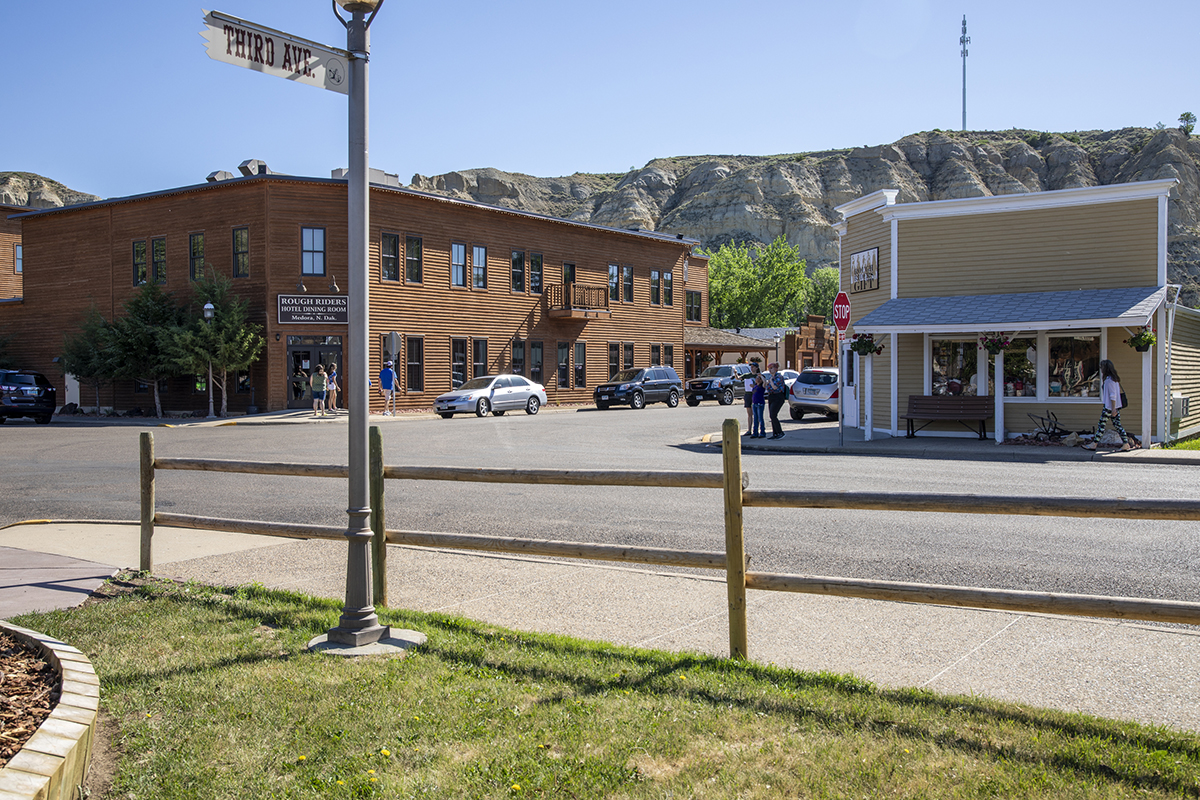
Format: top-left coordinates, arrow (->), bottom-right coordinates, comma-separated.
832,292 -> 851,331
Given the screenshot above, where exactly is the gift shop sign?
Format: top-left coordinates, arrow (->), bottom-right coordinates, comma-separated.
201,9 -> 349,95
278,294 -> 349,324
849,247 -> 879,293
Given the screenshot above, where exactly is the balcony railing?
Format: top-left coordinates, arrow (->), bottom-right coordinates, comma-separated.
546,283 -> 611,319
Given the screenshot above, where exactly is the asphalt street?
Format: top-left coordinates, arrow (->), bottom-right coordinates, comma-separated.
2,404 -> 1198,605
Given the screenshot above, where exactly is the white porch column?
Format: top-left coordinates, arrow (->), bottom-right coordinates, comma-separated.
1142,347 -> 1152,447
993,350 -> 1004,443
864,353 -> 874,441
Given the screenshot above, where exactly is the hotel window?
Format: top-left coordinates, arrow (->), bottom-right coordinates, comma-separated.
406,336 -> 424,392
405,235 -> 423,283
686,290 -> 703,322
608,264 -> 619,301
451,242 -> 466,287
189,233 -> 205,281
473,338 -> 488,378
151,237 -> 167,284
663,344 -> 674,369
623,342 -> 634,369
650,270 -> 660,305
15,244 -> 23,274
232,227 -> 250,278
381,233 -> 400,281
451,339 -> 468,388
622,265 -> 633,302
133,241 -> 147,285
512,338 -> 525,376
562,262 -> 575,284
530,341 -> 543,384
511,250 -> 525,292
557,342 -> 570,388
530,252 -> 543,295
608,343 -> 620,379
472,245 -> 487,288
663,271 -> 673,305
301,227 -> 326,276
574,342 -> 586,387
650,344 -> 661,365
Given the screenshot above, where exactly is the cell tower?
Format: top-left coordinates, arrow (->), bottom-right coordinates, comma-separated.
960,15 -> 970,131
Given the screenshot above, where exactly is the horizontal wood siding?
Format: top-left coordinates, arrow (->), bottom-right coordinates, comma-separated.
1172,307 -> 1200,434
0,211 -> 20,300
897,199 -> 1159,297
841,211 -> 890,327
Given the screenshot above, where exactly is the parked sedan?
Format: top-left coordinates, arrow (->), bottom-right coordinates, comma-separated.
434,374 -> 547,418
788,367 -> 839,420
0,370 -> 56,424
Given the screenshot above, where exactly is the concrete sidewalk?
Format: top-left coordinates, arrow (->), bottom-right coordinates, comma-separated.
3,521 -> 1199,733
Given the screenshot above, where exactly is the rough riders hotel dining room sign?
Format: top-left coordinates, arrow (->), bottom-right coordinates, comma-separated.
278,294 -> 349,324
849,247 -> 879,293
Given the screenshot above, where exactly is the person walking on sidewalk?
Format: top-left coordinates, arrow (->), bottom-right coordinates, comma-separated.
1083,359 -> 1131,451
751,372 -> 767,438
379,361 -> 400,416
765,362 -> 788,439
309,365 -> 328,418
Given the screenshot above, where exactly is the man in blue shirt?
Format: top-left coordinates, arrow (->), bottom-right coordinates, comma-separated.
379,361 -> 400,415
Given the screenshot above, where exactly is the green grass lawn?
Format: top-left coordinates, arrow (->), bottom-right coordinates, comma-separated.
15,577 -> 1200,799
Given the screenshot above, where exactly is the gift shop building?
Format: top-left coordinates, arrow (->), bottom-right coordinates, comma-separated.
834,178 -> 1200,445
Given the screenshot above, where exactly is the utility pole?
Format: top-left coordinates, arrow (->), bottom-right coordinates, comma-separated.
960,15 -> 970,131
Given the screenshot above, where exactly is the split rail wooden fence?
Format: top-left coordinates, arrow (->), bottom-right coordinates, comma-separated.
139,422 -> 1200,660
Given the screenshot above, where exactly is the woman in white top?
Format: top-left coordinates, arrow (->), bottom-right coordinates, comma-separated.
743,363 -> 760,435
1083,359 -> 1130,451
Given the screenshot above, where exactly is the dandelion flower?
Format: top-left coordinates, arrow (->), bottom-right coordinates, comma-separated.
381,748 -> 390,756
512,784 -> 522,792
367,769 -> 375,775
370,777 -> 378,783
336,780 -> 344,785
297,755 -> 307,762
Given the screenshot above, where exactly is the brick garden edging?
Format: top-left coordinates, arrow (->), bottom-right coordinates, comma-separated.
0,622 -> 99,800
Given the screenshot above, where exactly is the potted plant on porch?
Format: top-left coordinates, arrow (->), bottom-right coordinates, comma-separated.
1124,326 -> 1156,352
849,333 -> 883,356
979,334 -> 1011,356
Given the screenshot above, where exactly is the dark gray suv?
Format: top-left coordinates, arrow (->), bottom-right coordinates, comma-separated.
0,370 -> 56,424
685,363 -> 752,406
594,366 -> 682,410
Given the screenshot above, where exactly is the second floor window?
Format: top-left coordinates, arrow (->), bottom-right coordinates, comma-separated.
189,233 -> 205,281
530,253 -> 543,294
133,241 -> 147,285
608,264 -> 619,301
511,250 -> 525,292
151,237 -> 167,284
663,271 -> 673,305
232,228 -> 249,278
686,290 -> 703,322
650,270 -> 660,305
302,227 -> 325,275
14,244 -> 22,274
472,245 -> 487,288
622,266 -> 633,302
451,242 -> 466,287
562,262 -> 575,284
405,235 -> 423,283
381,233 -> 400,281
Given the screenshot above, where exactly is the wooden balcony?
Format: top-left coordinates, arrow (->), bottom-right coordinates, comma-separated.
545,283 -> 611,319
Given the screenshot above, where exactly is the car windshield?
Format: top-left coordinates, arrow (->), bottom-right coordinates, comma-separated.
797,371 -> 837,386
699,366 -> 732,378
610,369 -> 643,382
457,377 -> 496,391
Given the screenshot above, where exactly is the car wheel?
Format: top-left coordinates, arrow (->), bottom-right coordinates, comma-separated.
630,391 -> 645,410
438,412 -> 454,419
790,407 -> 805,421
826,411 -> 839,420
596,401 -> 610,410
666,389 -> 679,408
719,387 -> 734,405
475,398 -> 491,417
36,415 -> 52,425
526,396 -> 540,415
685,396 -> 700,407
493,410 -> 506,416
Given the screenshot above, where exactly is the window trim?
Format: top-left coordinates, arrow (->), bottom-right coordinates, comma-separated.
562,262 -> 575,284
232,227 -> 250,278
574,340 -> 586,388
557,341 -> 571,389
663,271 -> 673,306
622,265 -> 633,303
686,290 -> 703,322
406,335 -> 425,393
151,236 -> 167,285
381,232 -> 401,282
650,270 -> 660,306
189,232 -> 205,282
512,338 -> 526,376
472,338 -> 488,379
472,244 -> 488,290
14,243 -> 22,275
530,340 -> 544,385
530,252 -> 543,295
132,240 -> 147,286
511,249 -> 525,293
301,226 -> 326,277
608,264 -> 619,301
450,241 -> 467,288
405,234 -> 423,284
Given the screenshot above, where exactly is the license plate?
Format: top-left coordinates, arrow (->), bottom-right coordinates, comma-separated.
600,394 -> 610,400
803,388 -> 819,395
22,388 -> 38,397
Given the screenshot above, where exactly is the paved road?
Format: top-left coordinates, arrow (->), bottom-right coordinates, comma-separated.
3,406 -> 1198,604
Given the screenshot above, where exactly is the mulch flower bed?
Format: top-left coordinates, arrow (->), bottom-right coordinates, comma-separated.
0,632 -> 60,769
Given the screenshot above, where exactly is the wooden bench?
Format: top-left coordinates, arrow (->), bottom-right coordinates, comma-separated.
899,395 -> 995,439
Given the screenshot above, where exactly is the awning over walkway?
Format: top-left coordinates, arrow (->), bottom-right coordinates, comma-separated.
853,286 -> 1166,335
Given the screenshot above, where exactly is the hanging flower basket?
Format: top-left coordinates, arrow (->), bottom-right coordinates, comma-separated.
979,334 -> 1010,356
1124,326 -> 1156,352
849,333 -> 883,356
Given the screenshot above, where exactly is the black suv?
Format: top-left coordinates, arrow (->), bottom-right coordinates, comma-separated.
594,366 -> 682,410
0,370 -> 57,424
686,363 -> 752,406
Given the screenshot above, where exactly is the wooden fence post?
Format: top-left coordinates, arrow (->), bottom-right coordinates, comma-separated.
370,425 -> 387,607
139,431 -> 154,573
722,418 -> 748,659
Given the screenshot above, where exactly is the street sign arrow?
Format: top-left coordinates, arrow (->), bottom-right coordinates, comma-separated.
201,9 -> 350,95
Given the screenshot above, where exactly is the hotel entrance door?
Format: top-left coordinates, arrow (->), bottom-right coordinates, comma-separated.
287,336 -> 343,409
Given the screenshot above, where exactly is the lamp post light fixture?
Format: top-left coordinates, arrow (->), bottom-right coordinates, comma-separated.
202,302 -> 216,419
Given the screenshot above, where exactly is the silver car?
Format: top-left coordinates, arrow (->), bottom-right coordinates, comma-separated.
435,374 -> 547,418
788,367 -> 839,420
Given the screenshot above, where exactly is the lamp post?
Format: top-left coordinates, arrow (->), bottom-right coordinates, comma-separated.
325,0 -> 389,647
202,302 -> 215,419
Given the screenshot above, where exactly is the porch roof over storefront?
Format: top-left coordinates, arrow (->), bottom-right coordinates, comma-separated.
853,286 -> 1166,335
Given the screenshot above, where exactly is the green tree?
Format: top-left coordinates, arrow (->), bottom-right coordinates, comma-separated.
808,266 -> 840,323
166,273 -> 264,417
59,307 -> 114,413
105,283 -> 185,417
704,236 -> 810,329
1180,112 -> 1196,136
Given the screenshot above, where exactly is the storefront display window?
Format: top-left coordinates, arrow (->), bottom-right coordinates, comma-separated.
1001,338 -> 1037,397
931,340 -> 982,396
1048,333 -> 1100,397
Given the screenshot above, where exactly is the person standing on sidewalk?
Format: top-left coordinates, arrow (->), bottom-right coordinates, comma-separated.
379,361 -> 400,416
309,365 -> 328,418
1083,359 -> 1131,451
742,362 -> 759,435
326,363 -> 339,413
765,362 -> 788,439
751,372 -> 767,438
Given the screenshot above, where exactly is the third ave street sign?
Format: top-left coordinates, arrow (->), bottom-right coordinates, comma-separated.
201,9 -> 350,95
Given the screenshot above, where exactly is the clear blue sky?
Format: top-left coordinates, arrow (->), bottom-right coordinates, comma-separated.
4,0 -> 1198,200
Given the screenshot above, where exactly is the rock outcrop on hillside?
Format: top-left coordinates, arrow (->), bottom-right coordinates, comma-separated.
0,172 -> 99,209
411,128 -> 1200,307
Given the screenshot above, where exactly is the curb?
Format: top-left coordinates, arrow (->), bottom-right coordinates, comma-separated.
0,622 -> 99,800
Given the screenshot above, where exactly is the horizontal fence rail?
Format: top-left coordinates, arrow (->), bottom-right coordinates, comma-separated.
383,465 -> 735,490
155,457 -> 348,479
154,512 -> 348,542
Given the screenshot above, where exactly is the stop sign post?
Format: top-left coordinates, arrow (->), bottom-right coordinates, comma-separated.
833,291 -> 851,331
